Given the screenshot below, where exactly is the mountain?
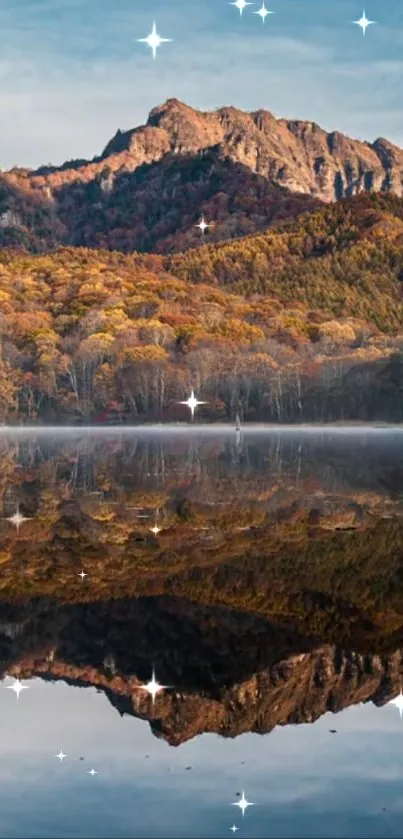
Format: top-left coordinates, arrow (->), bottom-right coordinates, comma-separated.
3,98 -> 403,253
2,597 -> 403,746
0,102 -> 402,423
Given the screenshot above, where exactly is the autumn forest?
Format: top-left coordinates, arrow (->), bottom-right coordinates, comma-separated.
0,190 -> 399,424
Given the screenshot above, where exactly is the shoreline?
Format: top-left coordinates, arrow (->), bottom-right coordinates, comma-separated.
0,422 -> 401,434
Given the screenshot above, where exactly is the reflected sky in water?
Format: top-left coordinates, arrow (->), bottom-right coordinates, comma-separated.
0,428 -> 403,838
1,677 -> 403,838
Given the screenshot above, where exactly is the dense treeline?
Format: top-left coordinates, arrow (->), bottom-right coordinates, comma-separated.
0,194 -> 401,423
0,151 -> 323,255
169,193 -> 403,332
0,435 -> 403,629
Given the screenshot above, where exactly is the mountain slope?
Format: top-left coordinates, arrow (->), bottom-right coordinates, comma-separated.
0,193 -> 401,423
2,595 -> 403,745
169,192 -> 403,331
8,644 -> 403,746
3,99 -> 403,253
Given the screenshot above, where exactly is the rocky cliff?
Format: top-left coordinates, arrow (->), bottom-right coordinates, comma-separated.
3,595 -> 402,746
3,98 -> 403,252
35,99 -> 403,200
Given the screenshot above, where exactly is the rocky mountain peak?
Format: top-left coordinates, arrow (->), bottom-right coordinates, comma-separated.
3,98 -> 403,254
146,97 -> 197,126
43,99 -> 403,202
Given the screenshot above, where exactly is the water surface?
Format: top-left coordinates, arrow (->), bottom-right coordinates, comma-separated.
1,428 -> 403,838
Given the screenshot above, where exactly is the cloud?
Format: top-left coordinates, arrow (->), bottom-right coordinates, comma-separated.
1,677 -> 403,837
0,0 -> 401,167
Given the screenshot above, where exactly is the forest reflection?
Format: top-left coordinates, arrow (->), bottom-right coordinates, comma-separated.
0,430 -> 403,744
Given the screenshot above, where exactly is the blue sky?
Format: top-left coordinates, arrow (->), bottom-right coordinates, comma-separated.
0,0 -> 402,168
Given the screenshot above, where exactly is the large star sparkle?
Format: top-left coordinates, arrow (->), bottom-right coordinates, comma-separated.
5,506 -> 32,532
230,0 -> 253,16
196,215 -> 209,235
353,9 -> 375,35
137,669 -> 170,704
6,677 -> 30,700
138,22 -> 172,59
254,2 -> 273,22
231,791 -> 255,816
178,390 -> 207,419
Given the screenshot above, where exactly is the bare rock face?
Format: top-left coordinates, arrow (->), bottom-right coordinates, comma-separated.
3,98 -> 403,252
141,646 -> 402,746
39,97 -> 403,202
7,643 -> 403,747
2,595 -> 403,747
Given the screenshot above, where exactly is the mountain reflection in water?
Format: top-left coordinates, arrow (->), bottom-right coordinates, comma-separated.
1,428 -> 403,838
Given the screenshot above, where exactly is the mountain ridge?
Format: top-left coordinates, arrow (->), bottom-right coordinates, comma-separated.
8,644 -> 403,746
2,98 -> 403,254
2,592 -> 403,746
32,98 -> 403,200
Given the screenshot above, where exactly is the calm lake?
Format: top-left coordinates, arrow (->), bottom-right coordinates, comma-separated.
1,426 -> 403,838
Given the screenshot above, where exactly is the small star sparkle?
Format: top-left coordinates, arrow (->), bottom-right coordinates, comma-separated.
353,9 -> 375,35
150,525 -> 162,535
55,750 -> 67,762
254,2 -> 273,22
5,506 -> 32,532
196,215 -> 209,235
87,768 -> 98,776
230,0 -> 253,15
138,21 -> 172,59
232,791 -> 255,816
6,677 -> 30,700
78,570 -> 87,581
178,389 -> 207,419
137,669 -> 170,704
230,827 -> 239,833
389,690 -> 403,718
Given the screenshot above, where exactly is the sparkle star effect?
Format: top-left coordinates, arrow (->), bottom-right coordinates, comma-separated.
137,669 -> 170,704
138,21 -> 172,59
196,215 -> 209,235
5,506 -> 32,532
78,570 -> 87,581
6,677 -> 30,700
150,525 -> 162,535
389,690 -> 403,718
230,0 -> 253,15
178,389 -> 207,419
230,827 -> 239,833
232,791 -> 255,816
353,9 -> 375,35
254,2 -> 273,22
55,750 -> 67,762
87,768 -> 98,776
